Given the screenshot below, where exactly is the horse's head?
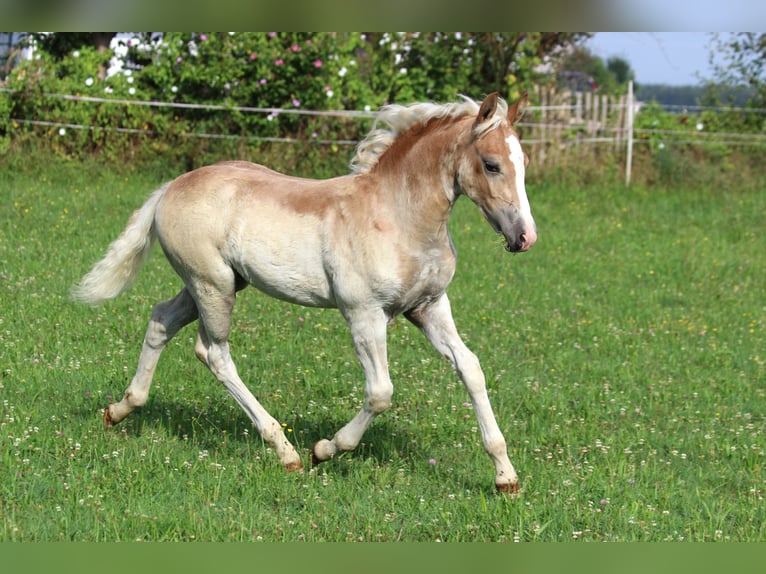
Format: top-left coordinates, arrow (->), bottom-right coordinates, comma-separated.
458,92 -> 537,253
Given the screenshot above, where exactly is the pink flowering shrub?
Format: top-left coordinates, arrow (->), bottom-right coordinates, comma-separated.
3,32 -> 560,166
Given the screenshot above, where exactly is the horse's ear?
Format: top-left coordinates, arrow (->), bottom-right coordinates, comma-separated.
475,92 -> 499,126
507,92 -> 529,125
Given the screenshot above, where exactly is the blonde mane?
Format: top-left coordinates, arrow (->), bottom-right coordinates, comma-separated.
350,95 -> 509,174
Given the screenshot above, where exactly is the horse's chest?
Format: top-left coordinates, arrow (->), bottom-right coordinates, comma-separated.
396,246 -> 456,309
414,253 -> 454,290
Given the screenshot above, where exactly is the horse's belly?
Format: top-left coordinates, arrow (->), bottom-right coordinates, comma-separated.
236,253 -> 335,308
249,272 -> 335,308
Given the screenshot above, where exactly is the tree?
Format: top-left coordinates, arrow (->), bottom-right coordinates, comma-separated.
709,32 -> 766,106
354,33 -> 590,104
606,56 -> 635,86
556,45 -> 636,94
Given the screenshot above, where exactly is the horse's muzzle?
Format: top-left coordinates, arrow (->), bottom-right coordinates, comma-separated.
505,226 -> 537,252
483,205 -> 537,253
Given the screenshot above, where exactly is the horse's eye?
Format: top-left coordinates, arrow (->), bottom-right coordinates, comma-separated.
483,160 -> 501,174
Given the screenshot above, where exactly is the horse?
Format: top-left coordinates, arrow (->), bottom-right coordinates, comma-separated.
72,92 -> 537,494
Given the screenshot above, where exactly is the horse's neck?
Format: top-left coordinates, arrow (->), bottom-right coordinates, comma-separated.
378,121 -> 464,227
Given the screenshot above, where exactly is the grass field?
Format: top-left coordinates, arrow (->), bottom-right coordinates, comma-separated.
1,157 -> 764,541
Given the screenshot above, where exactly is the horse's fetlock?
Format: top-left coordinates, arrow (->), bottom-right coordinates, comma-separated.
124,389 -> 148,408
485,435 -> 507,453
368,396 -> 392,414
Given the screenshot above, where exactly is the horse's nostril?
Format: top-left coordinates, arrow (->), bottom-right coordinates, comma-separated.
519,232 -> 527,245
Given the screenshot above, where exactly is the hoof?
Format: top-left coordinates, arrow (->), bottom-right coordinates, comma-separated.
496,481 -> 520,495
284,460 -> 304,473
311,439 -> 336,466
103,406 -> 114,428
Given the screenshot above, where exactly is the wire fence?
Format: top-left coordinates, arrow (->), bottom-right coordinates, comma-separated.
3,83 -> 766,183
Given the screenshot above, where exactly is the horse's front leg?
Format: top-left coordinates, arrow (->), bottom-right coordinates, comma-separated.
406,293 -> 519,494
312,307 -> 392,463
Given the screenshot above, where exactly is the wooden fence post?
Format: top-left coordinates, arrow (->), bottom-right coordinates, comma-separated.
625,80 -> 634,186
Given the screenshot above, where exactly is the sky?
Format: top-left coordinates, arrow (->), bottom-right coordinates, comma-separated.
586,32 -> 720,86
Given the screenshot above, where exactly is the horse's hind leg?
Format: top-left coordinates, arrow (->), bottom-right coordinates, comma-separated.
105,288 -> 198,426
192,279 -> 303,472
312,307 -> 393,463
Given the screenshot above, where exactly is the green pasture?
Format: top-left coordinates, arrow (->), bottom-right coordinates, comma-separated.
1,157 -> 764,541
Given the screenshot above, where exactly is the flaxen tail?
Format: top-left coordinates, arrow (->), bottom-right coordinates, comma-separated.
72,184 -> 169,306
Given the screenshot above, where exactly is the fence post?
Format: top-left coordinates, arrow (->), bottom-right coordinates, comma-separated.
625,80 -> 634,186
615,94 -> 625,150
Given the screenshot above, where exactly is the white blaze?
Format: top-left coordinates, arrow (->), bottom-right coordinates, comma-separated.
505,135 -> 532,219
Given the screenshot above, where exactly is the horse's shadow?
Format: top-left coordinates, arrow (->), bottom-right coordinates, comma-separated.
73,394 -> 426,471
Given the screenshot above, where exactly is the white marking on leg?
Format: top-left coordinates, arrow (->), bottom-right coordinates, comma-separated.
407,294 -> 518,490
205,340 -> 302,470
107,290 -> 197,425
316,308 -> 392,457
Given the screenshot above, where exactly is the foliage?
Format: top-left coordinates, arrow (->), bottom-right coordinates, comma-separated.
709,32 -> 766,106
606,56 -> 634,86
557,45 -> 635,94
27,33 -> 116,59
2,32 -> 588,163
4,45 -> 165,162
632,98 -> 764,180
0,88 -> 10,155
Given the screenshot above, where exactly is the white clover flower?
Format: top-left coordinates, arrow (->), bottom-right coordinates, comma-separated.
85,77 -> 94,86
58,128 -> 66,136
73,50 -> 80,58
128,87 -> 136,95
326,90 -> 334,98
338,66 -> 347,77
171,85 -> 178,93
696,122 -> 704,131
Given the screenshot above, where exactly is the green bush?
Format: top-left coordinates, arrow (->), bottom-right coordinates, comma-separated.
3,32 -> 570,168
4,34 -> 376,164
0,88 -> 10,155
